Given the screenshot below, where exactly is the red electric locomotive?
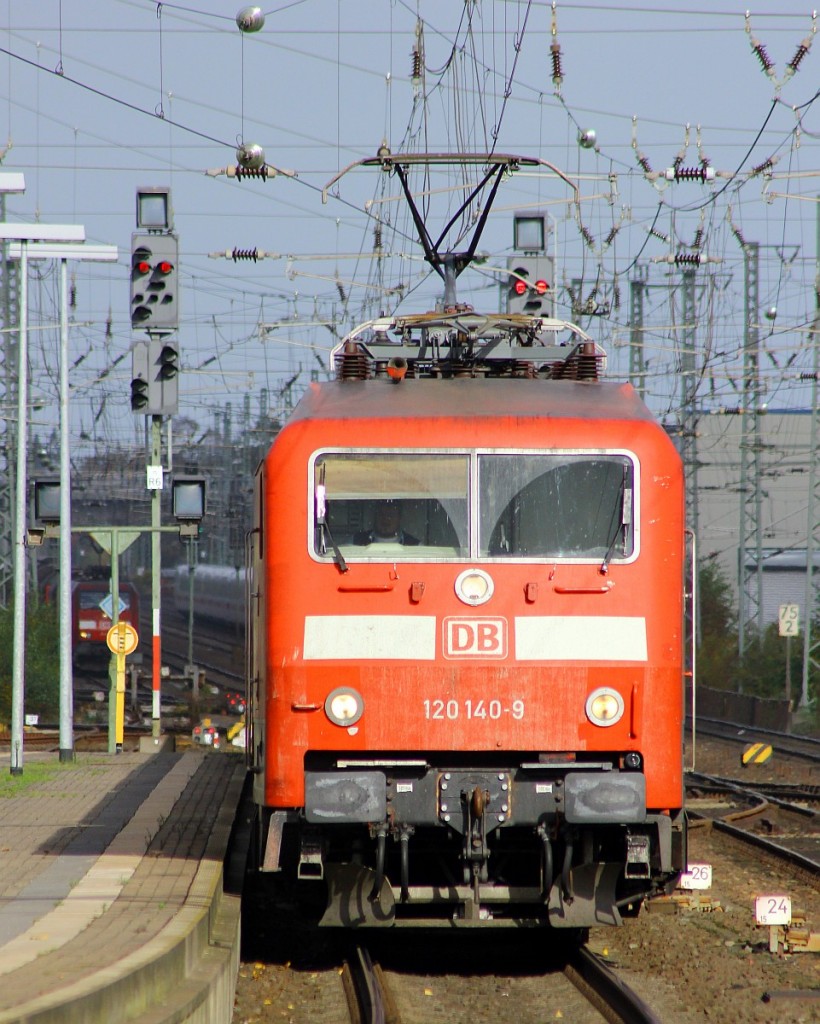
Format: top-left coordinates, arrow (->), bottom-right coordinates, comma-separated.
247,310 -> 687,930
72,580 -> 140,669
247,151 -> 687,930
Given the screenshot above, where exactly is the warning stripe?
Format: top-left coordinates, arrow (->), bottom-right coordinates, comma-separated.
742,742 -> 773,765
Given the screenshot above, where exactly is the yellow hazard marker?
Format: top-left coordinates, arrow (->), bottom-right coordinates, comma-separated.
742,742 -> 773,766
106,622 -> 139,753
227,719 -> 245,743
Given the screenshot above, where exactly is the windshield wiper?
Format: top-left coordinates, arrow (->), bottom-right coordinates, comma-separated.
316,479 -> 349,574
600,463 -> 631,575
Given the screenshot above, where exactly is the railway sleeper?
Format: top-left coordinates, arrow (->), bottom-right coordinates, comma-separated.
258,761 -> 685,929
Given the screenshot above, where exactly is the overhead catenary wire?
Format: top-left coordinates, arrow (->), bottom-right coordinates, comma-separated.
1,3 -> 817,446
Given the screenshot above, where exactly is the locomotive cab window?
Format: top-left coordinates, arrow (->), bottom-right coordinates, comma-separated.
77,588 -> 132,612
311,450 -> 636,563
479,454 -> 634,560
313,453 -> 469,559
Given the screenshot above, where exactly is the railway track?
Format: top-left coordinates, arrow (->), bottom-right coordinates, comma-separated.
0,726 -> 159,753
337,940 -> 666,1024
139,606 -> 245,690
341,946 -> 394,1024
686,771 -> 820,876
236,913 -> 667,1024
690,715 -> 820,763
231,731 -> 820,1024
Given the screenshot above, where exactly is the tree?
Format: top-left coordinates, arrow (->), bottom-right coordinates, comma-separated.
696,560 -> 740,690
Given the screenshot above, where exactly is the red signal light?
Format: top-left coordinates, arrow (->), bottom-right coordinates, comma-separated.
534,279 -> 549,295
135,259 -> 151,275
157,260 -> 174,275
513,279 -> 527,296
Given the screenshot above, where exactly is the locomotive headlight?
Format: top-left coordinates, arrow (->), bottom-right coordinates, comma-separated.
585,687 -> 625,727
325,687 -> 364,727
455,568 -> 494,606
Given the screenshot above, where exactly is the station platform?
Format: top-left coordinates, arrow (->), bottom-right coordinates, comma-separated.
0,746 -> 246,1024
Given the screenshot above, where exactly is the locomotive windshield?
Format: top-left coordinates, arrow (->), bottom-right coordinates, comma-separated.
314,452 -> 469,557
478,455 -> 633,559
312,450 -> 635,563
77,588 -> 133,612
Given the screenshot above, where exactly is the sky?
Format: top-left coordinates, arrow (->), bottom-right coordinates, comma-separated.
1,1 -> 818,454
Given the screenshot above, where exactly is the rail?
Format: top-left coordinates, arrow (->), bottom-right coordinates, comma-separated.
565,945 -> 664,1024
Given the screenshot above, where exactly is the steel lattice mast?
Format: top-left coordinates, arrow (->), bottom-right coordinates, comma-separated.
737,241 -> 764,662
800,202 -> 820,708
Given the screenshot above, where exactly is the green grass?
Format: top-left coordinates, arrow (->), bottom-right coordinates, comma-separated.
0,760 -> 81,797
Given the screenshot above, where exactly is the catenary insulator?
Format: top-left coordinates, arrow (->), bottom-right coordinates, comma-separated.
665,165 -> 715,183
232,247 -> 259,262
577,343 -> 599,381
513,361 -> 538,379
236,142 -> 266,169
751,39 -> 774,73
335,341 -> 372,381
788,42 -> 810,72
410,47 -> 422,83
550,42 -> 563,86
233,164 -> 269,180
236,6 -> 265,32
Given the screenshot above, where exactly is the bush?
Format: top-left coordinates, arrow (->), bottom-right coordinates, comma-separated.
0,601 -> 60,724
695,559 -> 819,725
696,560 -> 740,690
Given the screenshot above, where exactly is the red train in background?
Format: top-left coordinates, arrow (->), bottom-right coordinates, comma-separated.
246,308 -> 688,931
71,579 -> 140,669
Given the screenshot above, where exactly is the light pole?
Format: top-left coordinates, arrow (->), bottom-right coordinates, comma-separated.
3,226 -> 117,772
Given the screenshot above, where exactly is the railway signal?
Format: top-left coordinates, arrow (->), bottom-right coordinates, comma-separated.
172,475 -> 206,538
506,255 -> 553,316
129,339 -> 178,416
149,338 -> 179,416
130,340 -> 150,411
130,232 -> 179,330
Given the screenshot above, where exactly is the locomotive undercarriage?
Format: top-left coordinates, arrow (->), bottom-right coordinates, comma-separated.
259,753 -> 685,928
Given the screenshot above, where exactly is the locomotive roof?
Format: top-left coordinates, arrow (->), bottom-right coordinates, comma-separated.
287,376 -> 656,428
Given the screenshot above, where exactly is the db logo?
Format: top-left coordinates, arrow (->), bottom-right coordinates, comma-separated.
443,617 -> 507,658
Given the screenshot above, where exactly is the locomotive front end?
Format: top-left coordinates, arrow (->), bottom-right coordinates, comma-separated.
248,315 -> 686,930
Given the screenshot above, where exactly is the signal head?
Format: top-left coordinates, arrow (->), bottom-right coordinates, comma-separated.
130,232 -> 179,331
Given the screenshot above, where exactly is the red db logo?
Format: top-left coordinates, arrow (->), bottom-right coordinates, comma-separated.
443,617 -> 507,658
